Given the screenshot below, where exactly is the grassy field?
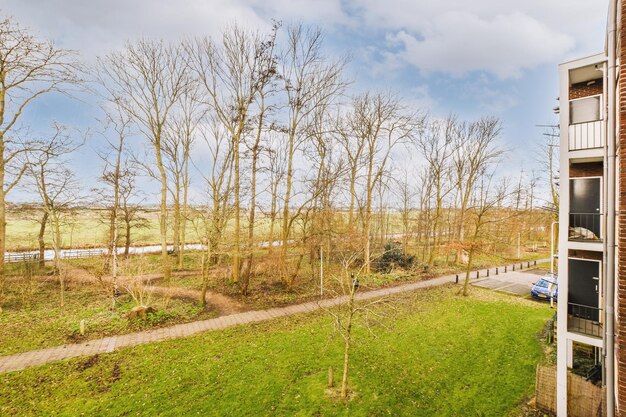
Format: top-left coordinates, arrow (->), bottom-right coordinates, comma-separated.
0,278 -> 218,356
0,286 -> 552,416
6,208 -> 162,251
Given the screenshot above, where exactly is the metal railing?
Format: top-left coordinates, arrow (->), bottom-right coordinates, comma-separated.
5,252 -> 40,263
568,120 -> 604,151
569,212 -> 602,241
567,303 -> 602,337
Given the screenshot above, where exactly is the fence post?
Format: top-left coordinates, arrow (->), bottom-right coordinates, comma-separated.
476,270 -> 479,279
496,267 -> 498,275
455,274 -> 459,284
504,266 -> 507,273
487,269 -> 490,277
512,264 -> 515,271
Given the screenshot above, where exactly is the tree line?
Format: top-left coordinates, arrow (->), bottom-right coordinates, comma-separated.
0,17 -> 551,306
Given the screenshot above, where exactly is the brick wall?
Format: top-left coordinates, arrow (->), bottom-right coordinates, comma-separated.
570,79 -> 603,100
568,249 -> 603,261
570,162 -> 604,177
618,0 -> 626,413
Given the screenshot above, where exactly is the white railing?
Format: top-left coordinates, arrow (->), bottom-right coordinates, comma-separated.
568,120 -> 604,151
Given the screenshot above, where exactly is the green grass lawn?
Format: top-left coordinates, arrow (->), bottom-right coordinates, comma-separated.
0,279 -> 218,356
0,286 -> 552,416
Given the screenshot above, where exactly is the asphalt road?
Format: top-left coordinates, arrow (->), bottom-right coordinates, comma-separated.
472,269 -> 549,296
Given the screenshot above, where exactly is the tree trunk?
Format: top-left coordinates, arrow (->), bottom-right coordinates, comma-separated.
341,292 -> 355,400
348,166 -> 357,231
280,114 -> 298,278
172,193 -> 181,265
232,135 -> 240,283
0,147 -> 5,312
462,234 -> 478,296
50,212 -> 64,306
154,137 -> 171,285
124,214 -> 131,257
38,211 -> 48,270
179,159 -> 189,270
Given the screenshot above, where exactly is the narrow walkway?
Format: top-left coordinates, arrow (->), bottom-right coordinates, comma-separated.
0,259 -> 549,374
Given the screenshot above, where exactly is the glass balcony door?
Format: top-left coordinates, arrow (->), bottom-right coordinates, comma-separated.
569,177 -> 602,240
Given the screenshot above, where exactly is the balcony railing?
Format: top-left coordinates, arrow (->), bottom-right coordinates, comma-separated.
567,303 -> 602,337
568,120 -> 604,151
568,213 -> 602,241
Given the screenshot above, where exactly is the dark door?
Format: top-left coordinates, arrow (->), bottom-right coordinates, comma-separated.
569,178 -> 601,238
568,258 -> 600,321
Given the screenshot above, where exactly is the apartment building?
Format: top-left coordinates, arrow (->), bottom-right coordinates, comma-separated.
556,1 -> 620,416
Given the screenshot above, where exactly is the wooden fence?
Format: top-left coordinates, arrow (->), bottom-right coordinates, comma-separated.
536,365 -> 606,417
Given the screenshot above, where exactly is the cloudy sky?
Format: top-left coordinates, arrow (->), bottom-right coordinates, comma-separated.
2,0 -> 607,202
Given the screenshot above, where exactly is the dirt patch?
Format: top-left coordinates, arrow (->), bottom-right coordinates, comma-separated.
60,262 -> 244,316
76,354 -> 100,371
110,361 -> 121,383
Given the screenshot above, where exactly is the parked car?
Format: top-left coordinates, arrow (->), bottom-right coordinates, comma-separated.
531,274 -> 558,302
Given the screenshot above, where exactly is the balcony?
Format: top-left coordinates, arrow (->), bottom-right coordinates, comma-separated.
567,303 -> 602,337
568,120 -> 604,151
568,212 -> 602,241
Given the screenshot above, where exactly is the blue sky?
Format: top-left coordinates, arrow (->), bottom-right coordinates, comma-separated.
2,0 -> 607,202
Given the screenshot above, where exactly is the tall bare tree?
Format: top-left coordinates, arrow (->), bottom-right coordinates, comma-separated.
278,25 -> 346,275
97,39 -> 191,285
195,117 -> 235,304
344,92 -> 419,273
26,124 -> 81,306
189,25 -> 277,285
0,16 -> 81,274
95,103 -> 134,302
451,117 -> 503,262
460,174 -> 510,296
163,84 -> 203,269
416,117 -> 455,265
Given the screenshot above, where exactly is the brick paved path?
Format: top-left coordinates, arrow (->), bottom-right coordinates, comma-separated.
0,259 -> 548,374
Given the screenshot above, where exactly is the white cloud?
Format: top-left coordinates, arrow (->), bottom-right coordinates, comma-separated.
384,11 -> 574,79
2,0 -> 604,77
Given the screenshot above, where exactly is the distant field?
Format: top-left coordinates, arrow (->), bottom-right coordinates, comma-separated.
5,209 -> 162,251
4,208 -> 408,251
5,207 -> 551,257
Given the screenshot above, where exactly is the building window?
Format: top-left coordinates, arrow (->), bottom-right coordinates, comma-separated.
570,95 -> 601,124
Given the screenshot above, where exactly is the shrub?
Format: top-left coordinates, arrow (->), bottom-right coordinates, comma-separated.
374,241 -> 415,273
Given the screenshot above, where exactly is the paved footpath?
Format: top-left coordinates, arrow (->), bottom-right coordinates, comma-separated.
0,259 -> 549,375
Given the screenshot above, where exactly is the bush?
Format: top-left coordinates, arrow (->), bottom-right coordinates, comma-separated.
374,241 -> 415,273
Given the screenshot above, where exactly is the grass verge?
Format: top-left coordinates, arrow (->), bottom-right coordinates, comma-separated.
0,286 -> 552,416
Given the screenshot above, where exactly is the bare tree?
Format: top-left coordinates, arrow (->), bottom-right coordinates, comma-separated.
97,39 -> 191,285
118,170 -> 148,257
189,25 -> 277,286
240,24 -> 279,295
320,252 -> 388,400
264,134 -> 287,254
343,92 -> 419,273
451,117 -> 503,262
278,25 -> 347,275
194,117 -> 235,304
0,16 -> 81,274
416,116 -> 455,265
162,83 -> 203,269
26,124 -> 82,306
537,125 -> 560,213
394,169 -> 416,254
95,103 -> 133,302
460,173 -> 510,296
